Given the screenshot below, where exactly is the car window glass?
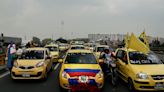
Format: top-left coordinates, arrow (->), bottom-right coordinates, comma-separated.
46,46 -> 58,51
122,51 -> 128,63
19,50 -> 44,59
116,50 -> 123,59
71,47 -> 85,50
129,51 -> 162,64
65,53 -> 97,64
97,47 -> 105,52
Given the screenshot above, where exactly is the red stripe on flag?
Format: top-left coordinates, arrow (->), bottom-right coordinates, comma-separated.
68,72 -> 96,77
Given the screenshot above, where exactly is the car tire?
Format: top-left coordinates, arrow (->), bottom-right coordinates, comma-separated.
128,78 -> 136,92
59,83 -> 69,92
42,70 -> 48,81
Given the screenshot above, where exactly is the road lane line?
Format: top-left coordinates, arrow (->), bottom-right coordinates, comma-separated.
54,63 -> 60,70
0,71 -> 10,79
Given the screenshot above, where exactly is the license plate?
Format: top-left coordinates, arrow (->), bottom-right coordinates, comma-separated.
22,74 -> 30,77
155,83 -> 164,90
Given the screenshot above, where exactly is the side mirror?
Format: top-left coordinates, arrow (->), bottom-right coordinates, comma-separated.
58,59 -> 63,63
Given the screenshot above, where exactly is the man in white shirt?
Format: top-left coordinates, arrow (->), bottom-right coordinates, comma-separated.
6,42 -> 17,71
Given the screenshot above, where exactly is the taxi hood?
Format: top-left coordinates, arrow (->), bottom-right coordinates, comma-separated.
131,64 -> 164,75
50,52 -> 59,55
16,59 -> 44,66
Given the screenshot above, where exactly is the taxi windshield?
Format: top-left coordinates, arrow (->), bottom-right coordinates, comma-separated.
46,46 -> 58,51
71,47 -> 85,50
65,53 -> 97,64
129,51 -> 162,64
19,50 -> 44,59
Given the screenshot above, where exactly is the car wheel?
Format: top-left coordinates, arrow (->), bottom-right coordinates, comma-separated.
42,70 -> 48,81
128,78 -> 135,92
59,83 -> 69,92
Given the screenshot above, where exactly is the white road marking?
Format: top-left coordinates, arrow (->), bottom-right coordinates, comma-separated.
0,71 -> 10,79
54,63 -> 60,70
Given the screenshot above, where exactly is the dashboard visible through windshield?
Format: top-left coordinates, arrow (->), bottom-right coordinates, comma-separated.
129,51 -> 162,64
19,50 -> 44,59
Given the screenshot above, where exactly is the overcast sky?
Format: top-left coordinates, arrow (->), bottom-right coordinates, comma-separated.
0,0 -> 164,40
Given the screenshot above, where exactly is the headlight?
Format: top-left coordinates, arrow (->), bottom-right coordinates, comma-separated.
136,72 -> 148,79
62,71 -> 68,79
13,61 -> 18,68
97,71 -> 103,78
36,62 -> 45,67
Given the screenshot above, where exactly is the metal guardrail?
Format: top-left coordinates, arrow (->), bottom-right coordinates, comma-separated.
151,47 -> 164,54
151,47 -> 164,51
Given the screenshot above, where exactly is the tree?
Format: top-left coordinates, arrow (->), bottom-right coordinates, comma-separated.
42,38 -> 53,46
32,36 -> 41,46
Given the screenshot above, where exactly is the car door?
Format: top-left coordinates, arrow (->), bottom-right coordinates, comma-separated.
45,50 -> 51,70
116,50 -> 129,82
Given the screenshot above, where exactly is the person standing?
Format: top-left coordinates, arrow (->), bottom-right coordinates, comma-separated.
100,48 -> 112,74
6,42 -> 17,71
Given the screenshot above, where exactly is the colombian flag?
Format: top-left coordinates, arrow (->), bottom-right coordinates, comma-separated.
64,69 -> 100,77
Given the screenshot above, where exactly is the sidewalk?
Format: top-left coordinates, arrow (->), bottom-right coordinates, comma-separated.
0,65 -> 7,71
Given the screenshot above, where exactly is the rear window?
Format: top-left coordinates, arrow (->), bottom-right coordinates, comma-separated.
46,46 -> 58,51
71,47 -> 85,50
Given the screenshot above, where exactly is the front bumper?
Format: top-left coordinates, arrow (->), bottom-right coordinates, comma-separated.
11,67 -> 46,79
133,79 -> 164,91
60,77 -> 104,90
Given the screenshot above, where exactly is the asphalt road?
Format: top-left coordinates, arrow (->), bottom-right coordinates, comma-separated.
0,63 -> 129,92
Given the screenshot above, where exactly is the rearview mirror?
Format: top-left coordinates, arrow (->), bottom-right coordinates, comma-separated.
58,59 -> 63,63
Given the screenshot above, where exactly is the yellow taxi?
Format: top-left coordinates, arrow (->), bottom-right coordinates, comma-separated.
84,43 -> 95,52
11,47 -> 53,80
59,43 -> 70,51
94,45 -> 109,64
70,41 -> 85,45
114,33 -> 164,91
45,44 -> 59,63
115,48 -> 164,91
59,50 -> 104,91
69,45 -> 85,50
94,45 -> 109,59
